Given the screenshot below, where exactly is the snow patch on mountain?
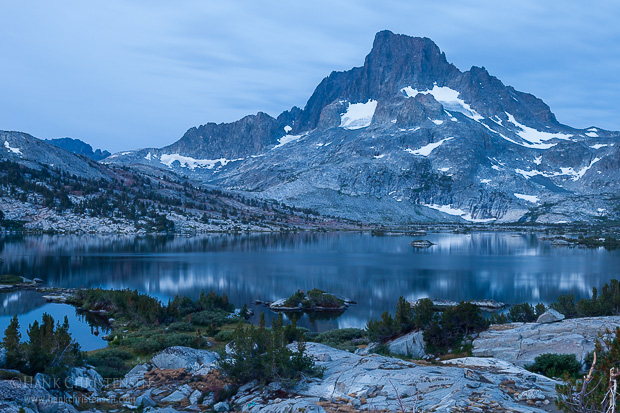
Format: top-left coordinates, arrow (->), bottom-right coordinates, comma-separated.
273,133 -> 307,150
160,154 -> 242,170
405,137 -> 454,156
561,157 -> 601,181
4,141 -> 22,155
516,157 -> 601,182
402,85 -> 483,121
514,193 -> 539,204
505,113 -> 572,145
590,144 -> 608,149
424,204 -> 496,223
340,100 -> 377,130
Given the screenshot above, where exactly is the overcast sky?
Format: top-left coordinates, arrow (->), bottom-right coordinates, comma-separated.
1,1 -> 619,153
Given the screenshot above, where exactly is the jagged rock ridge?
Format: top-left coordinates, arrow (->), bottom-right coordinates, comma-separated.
45,137 -> 111,161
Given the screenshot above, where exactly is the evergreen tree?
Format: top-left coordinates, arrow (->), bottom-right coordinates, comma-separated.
26,320 -> 48,374
3,315 -> 24,371
394,296 -> 414,334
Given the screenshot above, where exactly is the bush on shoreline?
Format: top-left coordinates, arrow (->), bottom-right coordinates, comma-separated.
551,279 -> 620,319
282,288 -> 345,309
218,314 -> 323,388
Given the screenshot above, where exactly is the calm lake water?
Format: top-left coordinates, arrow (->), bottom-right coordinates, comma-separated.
1,232 -> 619,349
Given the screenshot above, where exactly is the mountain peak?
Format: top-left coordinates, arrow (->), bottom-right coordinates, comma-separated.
370,31 -> 441,61
297,31 -> 460,130
364,31 -> 459,93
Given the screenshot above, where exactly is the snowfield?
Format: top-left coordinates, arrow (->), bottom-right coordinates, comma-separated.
402,85 -> 483,121
405,137 -> 454,156
340,100 -> 378,130
160,154 -> 242,170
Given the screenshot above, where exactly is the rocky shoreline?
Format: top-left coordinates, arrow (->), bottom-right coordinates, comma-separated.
1,313 -> 618,412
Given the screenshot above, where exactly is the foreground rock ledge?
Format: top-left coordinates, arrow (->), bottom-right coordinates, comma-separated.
254,343 -> 557,412
473,315 -> 620,366
0,342 -> 559,412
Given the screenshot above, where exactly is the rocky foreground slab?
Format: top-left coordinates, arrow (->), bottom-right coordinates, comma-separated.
473,315 -> 620,366
7,314 -> 619,412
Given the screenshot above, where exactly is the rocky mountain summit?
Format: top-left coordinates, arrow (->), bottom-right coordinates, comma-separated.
106,30 -> 620,224
45,137 -> 111,161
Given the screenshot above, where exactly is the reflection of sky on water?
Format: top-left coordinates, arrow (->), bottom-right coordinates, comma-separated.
0,300 -> 108,351
0,232 -> 618,336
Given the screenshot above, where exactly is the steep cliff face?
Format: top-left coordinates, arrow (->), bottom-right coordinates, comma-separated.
105,31 -> 620,224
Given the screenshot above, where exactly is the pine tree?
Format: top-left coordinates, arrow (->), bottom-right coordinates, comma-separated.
394,296 -> 413,334
26,320 -> 47,375
3,315 -> 24,371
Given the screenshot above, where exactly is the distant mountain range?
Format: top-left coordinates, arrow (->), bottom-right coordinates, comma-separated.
0,130 -> 350,233
2,31 -> 619,226
45,138 -> 111,161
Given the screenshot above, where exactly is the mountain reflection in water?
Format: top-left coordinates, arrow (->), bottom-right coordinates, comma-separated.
0,232 -> 618,338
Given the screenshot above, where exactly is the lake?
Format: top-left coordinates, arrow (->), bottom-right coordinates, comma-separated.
1,231 -> 619,350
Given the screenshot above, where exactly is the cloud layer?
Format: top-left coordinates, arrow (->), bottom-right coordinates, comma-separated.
1,1 -> 618,152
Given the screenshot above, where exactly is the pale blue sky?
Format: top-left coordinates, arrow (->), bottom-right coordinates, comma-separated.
1,1 -> 619,152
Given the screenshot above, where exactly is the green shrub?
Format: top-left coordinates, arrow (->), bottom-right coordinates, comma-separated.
366,296 -> 418,343
283,289 -> 345,309
168,322 -> 195,332
525,353 -> 582,379
213,330 -> 234,342
218,315 -> 323,388
190,309 -> 231,327
305,289 -> 345,308
366,311 -> 398,343
548,279 -> 620,320
488,312 -> 509,325
0,274 -> 23,284
551,294 -> 578,319
508,303 -> 537,322
423,302 -> 486,354
282,290 -> 305,307
133,338 -> 164,355
70,288 -> 235,327
309,328 -> 366,352
87,349 -> 133,379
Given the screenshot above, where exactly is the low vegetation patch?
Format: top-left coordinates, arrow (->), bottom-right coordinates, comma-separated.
0,274 -> 24,284
525,353 -> 582,379
62,288 -> 245,378
218,314 -> 323,388
282,288 -> 346,309
488,302 -> 547,324
306,328 -> 367,352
